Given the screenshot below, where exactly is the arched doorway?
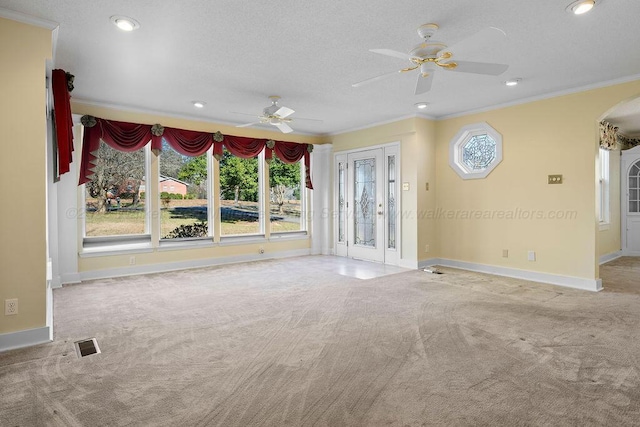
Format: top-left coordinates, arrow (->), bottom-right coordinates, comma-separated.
600,96 -> 640,259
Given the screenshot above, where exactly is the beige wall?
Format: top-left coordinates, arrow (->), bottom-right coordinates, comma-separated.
436,81 -> 640,280
415,118 -> 438,262
0,18 -> 52,334
329,118 -> 432,265
330,80 -> 640,280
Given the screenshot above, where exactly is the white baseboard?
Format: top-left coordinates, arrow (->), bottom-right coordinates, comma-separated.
419,258 -> 603,292
0,327 -> 52,353
599,251 -> 623,265
78,248 -> 311,282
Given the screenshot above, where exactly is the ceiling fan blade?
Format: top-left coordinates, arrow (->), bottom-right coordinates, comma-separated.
439,27 -> 507,58
415,72 -> 434,95
352,69 -> 402,88
445,61 -> 508,75
274,122 -> 293,134
370,49 -> 416,61
275,106 -> 295,118
237,122 -> 261,128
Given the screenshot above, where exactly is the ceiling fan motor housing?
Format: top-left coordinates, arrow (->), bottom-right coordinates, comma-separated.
417,23 -> 439,40
409,42 -> 447,59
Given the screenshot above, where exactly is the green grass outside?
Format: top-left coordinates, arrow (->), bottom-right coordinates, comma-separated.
85,199 -> 302,237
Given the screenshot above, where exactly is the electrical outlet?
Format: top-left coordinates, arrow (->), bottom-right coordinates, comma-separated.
528,251 -> 536,261
502,249 -> 509,258
424,244 -> 430,253
129,256 -> 136,265
5,299 -> 18,315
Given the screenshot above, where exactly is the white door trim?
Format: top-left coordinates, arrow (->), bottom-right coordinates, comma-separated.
333,142 -> 401,265
621,145 -> 640,255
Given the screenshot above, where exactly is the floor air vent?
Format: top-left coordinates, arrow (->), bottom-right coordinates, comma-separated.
74,338 -> 101,358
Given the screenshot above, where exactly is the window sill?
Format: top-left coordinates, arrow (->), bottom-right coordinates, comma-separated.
599,222 -> 611,231
80,242 -> 154,258
269,231 -> 308,242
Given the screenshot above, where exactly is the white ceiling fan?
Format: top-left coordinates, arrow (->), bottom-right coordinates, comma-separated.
353,23 -> 510,95
235,96 -> 321,134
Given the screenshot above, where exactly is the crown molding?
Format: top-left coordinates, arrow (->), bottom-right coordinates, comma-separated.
437,73 -> 640,120
0,7 -> 58,30
329,113 -> 436,136
72,98 -> 322,138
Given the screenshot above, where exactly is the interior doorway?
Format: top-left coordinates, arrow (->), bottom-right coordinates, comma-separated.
622,145 -> 640,255
334,144 -> 400,264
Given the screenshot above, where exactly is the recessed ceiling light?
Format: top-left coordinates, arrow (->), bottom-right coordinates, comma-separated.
566,0 -> 596,15
504,78 -> 522,87
110,15 -> 140,32
192,101 -> 206,108
415,102 -> 429,109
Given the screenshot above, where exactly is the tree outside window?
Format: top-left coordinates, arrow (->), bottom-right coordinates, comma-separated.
84,141 -> 146,237
269,157 -> 303,232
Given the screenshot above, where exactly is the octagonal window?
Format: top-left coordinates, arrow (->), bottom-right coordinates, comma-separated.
449,122 -> 502,180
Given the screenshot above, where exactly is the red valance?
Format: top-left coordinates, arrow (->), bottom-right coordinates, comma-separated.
273,141 -> 313,190
162,127 -> 214,156
79,115 -> 313,189
79,117 -> 153,184
213,136 -> 272,162
52,69 -> 74,176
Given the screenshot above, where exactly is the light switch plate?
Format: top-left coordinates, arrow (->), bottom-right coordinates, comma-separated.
548,174 -> 563,184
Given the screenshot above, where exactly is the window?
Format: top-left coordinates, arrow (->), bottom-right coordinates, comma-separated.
219,149 -> 262,236
628,160 -> 640,214
599,148 -> 610,224
84,141 -> 148,237
160,141 -> 210,239
449,122 -> 502,180
269,157 -> 305,233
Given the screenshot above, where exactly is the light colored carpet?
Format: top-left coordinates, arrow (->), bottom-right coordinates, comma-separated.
1,255 -> 640,426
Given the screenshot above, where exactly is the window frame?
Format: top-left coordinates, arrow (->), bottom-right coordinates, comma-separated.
598,147 -> 610,228
268,157 -> 307,236
449,122 -> 503,180
81,143 -> 152,246
218,150 -> 265,239
159,146 -> 213,242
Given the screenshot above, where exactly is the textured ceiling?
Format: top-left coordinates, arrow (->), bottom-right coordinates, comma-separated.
2,0 -> 640,135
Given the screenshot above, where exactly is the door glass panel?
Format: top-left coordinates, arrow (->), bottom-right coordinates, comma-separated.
387,155 -> 396,250
354,157 -> 376,247
630,161 -> 640,213
338,162 -> 345,243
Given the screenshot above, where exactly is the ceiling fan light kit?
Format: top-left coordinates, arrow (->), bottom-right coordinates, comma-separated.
235,95 -> 321,134
353,23 -> 510,96
566,0 -> 597,15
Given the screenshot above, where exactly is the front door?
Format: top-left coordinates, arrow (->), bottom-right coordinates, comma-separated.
335,145 -> 399,264
622,148 -> 640,255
